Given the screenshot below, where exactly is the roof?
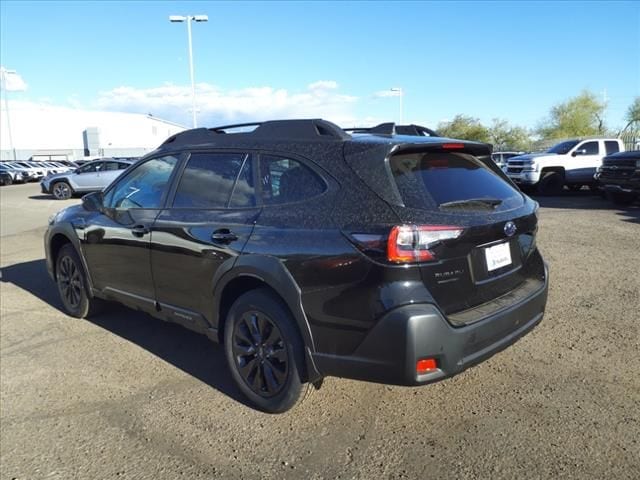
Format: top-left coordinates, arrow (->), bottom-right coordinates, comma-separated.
156,119 -> 490,154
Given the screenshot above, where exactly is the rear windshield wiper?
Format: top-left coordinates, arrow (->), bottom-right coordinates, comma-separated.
439,198 -> 503,209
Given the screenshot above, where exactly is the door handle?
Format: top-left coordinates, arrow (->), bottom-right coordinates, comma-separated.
131,224 -> 149,237
211,229 -> 238,244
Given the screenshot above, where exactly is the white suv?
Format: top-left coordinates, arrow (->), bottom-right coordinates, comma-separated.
41,158 -> 135,199
506,138 -> 625,194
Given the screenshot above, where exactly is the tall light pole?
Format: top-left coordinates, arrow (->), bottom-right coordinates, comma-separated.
0,68 -> 17,160
390,87 -> 403,124
169,14 -> 208,128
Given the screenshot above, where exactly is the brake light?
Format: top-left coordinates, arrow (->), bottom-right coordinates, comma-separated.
442,143 -> 465,150
387,225 -> 463,263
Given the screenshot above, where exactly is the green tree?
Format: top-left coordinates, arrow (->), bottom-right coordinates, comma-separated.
489,118 -> 531,151
537,90 -> 606,139
619,97 -> 640,134
437,115 -> 491,143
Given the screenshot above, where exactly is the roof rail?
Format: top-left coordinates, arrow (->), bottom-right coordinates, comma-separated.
344,122 -> 440,137
160,128 -> 217,147
160,119 -> 350,148
241,119 -> 350,140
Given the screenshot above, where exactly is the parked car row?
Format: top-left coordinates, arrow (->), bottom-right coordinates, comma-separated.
0,160 -> 78,185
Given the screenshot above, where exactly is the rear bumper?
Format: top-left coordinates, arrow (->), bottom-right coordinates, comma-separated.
314,264 -> 548,386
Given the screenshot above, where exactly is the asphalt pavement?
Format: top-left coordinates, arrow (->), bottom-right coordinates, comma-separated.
1,183 -> 639,479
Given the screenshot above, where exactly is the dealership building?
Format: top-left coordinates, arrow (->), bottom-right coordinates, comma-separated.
0,103 -> 185,161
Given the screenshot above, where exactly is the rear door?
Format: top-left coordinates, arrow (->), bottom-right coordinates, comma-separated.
98,160 -> 129,189
387,147 -> 542,316
150,151 -> 260,326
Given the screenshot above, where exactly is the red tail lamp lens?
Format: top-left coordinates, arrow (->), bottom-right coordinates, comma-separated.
387,225 -> 463,263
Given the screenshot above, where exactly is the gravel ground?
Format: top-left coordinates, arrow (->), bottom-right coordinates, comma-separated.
1,183 -> 639,480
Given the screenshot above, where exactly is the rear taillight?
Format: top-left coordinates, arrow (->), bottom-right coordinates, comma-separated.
387,225 -> 463,263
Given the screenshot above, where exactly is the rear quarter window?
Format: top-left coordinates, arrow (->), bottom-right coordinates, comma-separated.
390,151 -> 523,211
259,155 -> 326,205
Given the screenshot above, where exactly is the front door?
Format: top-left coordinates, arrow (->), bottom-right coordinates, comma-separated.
81,155 -> 181,311
73,161 -> 103,190
568,140 -> 601,183
150,151 -> 259,326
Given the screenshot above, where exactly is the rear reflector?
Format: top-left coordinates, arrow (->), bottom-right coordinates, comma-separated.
416,358 -> 438,374
387,225 -> 463,263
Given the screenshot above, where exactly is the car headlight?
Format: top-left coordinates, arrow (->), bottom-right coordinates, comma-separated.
522,163 -> 538,172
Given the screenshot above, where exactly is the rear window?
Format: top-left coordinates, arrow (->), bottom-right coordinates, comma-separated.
605,141 -> 620,155
390,151 -> 522,211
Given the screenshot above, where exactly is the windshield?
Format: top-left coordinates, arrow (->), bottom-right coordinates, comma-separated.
546,140 -> 579,154
390,151 -> 523,211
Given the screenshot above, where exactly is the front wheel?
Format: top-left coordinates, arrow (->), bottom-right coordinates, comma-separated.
224,288 -> 306,413
52,181 -> 73,200
56,244 -> 104,318
537,171 -> 564,196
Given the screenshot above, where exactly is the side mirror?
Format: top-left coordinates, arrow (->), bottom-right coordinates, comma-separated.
572,149 -> 586,157
82,191 -> 104,213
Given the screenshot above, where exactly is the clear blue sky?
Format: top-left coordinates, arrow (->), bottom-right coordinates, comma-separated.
1,0 -> 639,130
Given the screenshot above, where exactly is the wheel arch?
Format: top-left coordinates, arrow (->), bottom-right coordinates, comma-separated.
212,255 -> 322,382
540,166 -> 566,176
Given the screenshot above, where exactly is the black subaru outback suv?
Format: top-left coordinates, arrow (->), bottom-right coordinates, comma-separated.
45,119 -> 548,412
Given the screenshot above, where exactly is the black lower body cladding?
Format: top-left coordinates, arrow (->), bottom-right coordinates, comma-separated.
313,263 -> 549,386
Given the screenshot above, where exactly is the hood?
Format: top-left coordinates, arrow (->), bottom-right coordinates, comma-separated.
44,171 -> 72,182
509,152 -> 556,162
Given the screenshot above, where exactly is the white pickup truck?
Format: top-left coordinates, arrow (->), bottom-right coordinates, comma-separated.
505,138 -> 625,194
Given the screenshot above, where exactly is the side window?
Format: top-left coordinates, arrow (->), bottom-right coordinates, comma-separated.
78,163 -> 99,173
102,161 -> 121,171
578,141 -> 599,155
259,155 -> 326,205
173,152 -> 255,208
118,162 -> 131,170
104,155 -> 179,209
605,141 -> 620,155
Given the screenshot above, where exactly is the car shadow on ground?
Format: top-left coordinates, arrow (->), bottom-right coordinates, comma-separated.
0,258 -> 251,408
530,191 -> 640,224
28,194 -> 55,200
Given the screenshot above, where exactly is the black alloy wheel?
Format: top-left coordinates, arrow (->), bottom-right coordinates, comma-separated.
224,288 -> 306,413
58,255 -> 83,311
56,244 -> 105,318
232,311 -> 288,397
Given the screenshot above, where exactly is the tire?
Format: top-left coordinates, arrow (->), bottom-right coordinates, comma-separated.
537,171 -> 564,196
52,181 -> 73,200
224,288 -> 306,413
56,244 -> 105,318
608,191 -> 636,206
3,177 -> 13,186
